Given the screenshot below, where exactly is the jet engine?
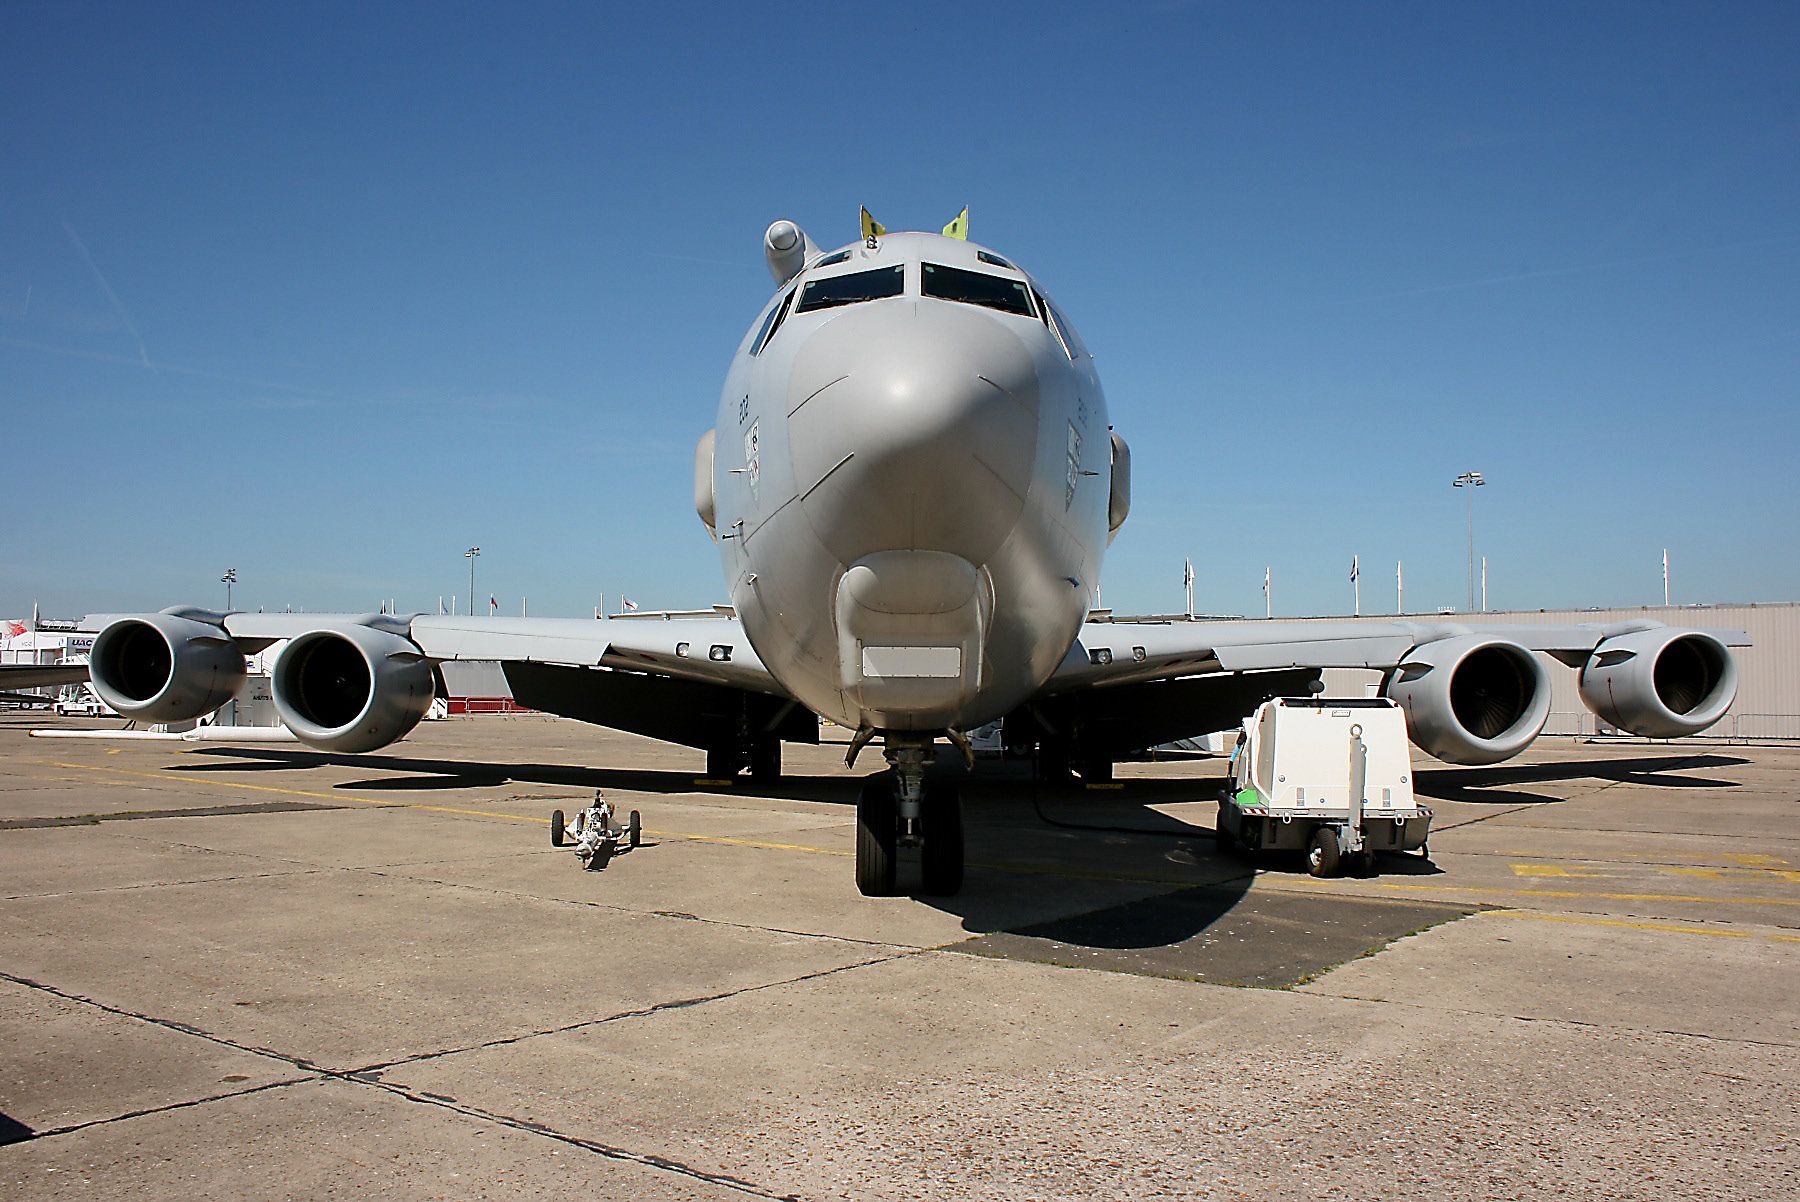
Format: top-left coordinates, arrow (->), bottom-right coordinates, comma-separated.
271,624 -> 434,753
1578,628 -> 1737,738
1107,430 -> 1131,543
1383,635 -> 1550,765
88,611 -> 246,723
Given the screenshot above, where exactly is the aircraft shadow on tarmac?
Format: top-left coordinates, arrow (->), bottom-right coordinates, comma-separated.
182,747 -> 866,804
0,1112 -> 32,1147
180,747 -> 1466,956
1414,752 -> 1747,805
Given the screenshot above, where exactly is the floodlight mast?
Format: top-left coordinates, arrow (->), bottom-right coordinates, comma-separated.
221,568 -> 237,611
1452,471 -> 1486,611
465,547 -> 481,617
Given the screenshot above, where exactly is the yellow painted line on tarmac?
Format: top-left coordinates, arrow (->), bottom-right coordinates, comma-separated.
1377,881 -> 1800,906
33,757 -> 849,857
1493,910 -> 1800,944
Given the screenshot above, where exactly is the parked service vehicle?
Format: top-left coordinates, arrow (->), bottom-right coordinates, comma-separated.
1217,697 -> 1431,877
54,686 -> 114,718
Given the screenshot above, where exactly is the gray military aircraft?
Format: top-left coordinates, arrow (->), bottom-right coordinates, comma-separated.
80,209 -> 1746,897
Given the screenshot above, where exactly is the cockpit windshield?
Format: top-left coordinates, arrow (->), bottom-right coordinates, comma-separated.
921,262 -> 1034,317
795,265 -> 905,313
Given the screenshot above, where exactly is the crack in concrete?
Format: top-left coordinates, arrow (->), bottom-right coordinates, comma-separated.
21,1077 -> 317,1141
4,866 -> 330,902
0,800 -> 350,830
0,954 -> 905,1199
352,953 -> 908,1076
342,1074 -> 811,1200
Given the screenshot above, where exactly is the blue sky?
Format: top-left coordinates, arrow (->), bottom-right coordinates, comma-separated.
4,2 -> 1796,621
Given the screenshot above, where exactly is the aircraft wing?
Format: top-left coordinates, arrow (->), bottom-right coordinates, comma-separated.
0,663 -> 89,690
1012,616 -> 1751,766
1042,617 -> 1751,693
195,611 -> 783,696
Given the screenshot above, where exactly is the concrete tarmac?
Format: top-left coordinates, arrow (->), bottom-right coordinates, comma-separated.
1,713 -> 1794,1200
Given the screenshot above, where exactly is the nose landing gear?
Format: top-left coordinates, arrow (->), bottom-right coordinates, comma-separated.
854,734 -> 964,897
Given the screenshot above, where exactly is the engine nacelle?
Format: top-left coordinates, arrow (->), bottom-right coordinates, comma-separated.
89,612 -> 246,723
1578,628 -> 1737,738
272,624 -> 434,753
1384,635 -> 1551,765
1107,430 -> 1131,543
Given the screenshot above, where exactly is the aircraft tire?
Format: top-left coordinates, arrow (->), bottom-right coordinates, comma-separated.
919,779 -> 964,896
1215,814 -> 1236,855
855,775 -> 899,897
1306,826 -> 1342,878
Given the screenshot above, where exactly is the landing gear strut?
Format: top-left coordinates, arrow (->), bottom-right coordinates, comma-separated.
853,734 -> 964,897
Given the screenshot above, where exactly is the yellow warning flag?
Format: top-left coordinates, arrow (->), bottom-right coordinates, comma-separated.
941,207 -> 969,240
859,206 -> 886,240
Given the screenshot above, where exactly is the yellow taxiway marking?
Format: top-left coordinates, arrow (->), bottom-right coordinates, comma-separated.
34,758 -> 849,857
27,758 -> 1800,893
1509,861 -> 1800,886
1493,910 -> 1800,944
1378,882 -> 1800,906
1511,863 -> 1610,878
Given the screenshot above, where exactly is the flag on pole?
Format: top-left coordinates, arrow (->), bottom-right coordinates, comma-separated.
1183,558 -> 1195,588
488,595 -> 498,612
1349,555 -> 1358,583
622,597 -> 639,612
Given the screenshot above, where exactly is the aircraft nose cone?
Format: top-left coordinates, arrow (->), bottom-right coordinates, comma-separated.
787,303 -> 1040,564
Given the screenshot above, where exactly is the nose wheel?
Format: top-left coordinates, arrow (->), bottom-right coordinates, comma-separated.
855,775 -> 898,896
854,738 -> 966,897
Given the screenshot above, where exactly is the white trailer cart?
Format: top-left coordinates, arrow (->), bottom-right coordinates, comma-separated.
1217,697 -> 1431,877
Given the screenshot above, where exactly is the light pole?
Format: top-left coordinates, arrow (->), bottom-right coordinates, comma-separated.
465,547 -> 481,617
1452,471 -> 1486,611
221,568 -> 237,611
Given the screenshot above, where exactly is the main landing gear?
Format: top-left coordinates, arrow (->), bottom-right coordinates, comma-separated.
855,735 -> 963,897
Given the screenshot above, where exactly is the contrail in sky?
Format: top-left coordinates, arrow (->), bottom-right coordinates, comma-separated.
61,220 -> 154,371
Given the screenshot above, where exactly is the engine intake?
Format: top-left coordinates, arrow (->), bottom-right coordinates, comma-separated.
272,624 -> 434,753
89,612 -> 245,723
1579,629 -> 1737,738
1384,635 -> 1550,765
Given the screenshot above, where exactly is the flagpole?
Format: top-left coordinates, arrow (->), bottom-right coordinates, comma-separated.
1396,561 -> 1404,615
1352,554 -> 1360,617
1663,549 -> 1670,606
1264,567 -> 1272,619
1480,557 -> 1488,612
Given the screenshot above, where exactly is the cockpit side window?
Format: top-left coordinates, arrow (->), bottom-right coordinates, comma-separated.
921,262 -> 1034,316
1033,287 -> 1074,359
752,288 -> 794,355
795,265 -> 906,313
1045,299 -> 1089,358
976,250 -> 1015,270
812,249 -> 852,268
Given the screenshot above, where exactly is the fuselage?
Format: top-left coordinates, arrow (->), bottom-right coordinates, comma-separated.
710,230 -> 1112,733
